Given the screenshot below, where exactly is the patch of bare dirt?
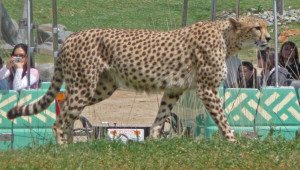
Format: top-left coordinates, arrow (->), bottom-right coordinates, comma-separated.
76,89 -> 163,128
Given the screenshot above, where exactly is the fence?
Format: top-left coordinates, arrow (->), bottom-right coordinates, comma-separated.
175,86 -> 300,139
0,82 -> 67,150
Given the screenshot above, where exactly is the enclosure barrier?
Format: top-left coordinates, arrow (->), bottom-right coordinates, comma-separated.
1,84 -> 300,150
182,86 -> 300,140
0,82 -> 65,150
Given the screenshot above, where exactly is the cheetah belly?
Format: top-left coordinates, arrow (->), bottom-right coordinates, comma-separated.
108,68 -> 197,93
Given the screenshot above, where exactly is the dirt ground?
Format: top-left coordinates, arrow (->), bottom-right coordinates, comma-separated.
72,89 -> 201,142
75,89 -> 163,128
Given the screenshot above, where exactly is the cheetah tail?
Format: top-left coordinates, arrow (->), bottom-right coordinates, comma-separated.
6,58 -> 64,120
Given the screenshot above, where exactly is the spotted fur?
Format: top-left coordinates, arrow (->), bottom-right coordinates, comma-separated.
7,16 -> 270,144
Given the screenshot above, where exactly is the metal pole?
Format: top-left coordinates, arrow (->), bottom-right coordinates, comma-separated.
235,0 -> 240,60
52,0 -> 58,61
0,0 -> 2,39
181,0 -> 188,27
236,0 -> 240,18
211,0 -> 216,21
27,0 -> 31,89
276,0 -> 284,15
29,0 -> 35,67
274,0 -> 279,87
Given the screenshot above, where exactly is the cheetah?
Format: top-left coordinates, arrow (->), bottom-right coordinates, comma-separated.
7,16 -> 271,144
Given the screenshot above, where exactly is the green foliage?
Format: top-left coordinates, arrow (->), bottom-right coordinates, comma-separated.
0,2 -> 299,169
257,5 -> 263,13
2,0 -> 300,64
2,0 -> 300,32
0,137 -> 299,169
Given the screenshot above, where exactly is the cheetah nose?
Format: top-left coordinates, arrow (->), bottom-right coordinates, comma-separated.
266,36 -> 271,42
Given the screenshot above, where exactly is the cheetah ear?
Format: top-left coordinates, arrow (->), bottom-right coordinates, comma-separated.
229,17 -> 242,31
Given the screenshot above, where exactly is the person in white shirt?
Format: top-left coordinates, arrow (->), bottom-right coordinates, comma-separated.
0,43 -> 39,90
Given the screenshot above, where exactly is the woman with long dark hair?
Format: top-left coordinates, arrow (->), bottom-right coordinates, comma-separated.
259,47 -> 290,87
0,43 -> 39,90
278,41 -> 300,80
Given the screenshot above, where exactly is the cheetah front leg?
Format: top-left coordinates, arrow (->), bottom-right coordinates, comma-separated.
198,87 -> 236,142
150,92 -> 182,138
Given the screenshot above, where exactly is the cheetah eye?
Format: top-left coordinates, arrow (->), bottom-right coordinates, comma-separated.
254,26 -> 260,30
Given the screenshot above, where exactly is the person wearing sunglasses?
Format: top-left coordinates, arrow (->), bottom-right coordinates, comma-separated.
0,43 -> 39,90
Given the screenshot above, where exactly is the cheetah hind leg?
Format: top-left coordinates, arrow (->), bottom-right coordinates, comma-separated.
52,99 -> 66,145
52,96 -> 88,145
52,110 -> 79,144
53,77 -> 118,145
150,92 -> 182,138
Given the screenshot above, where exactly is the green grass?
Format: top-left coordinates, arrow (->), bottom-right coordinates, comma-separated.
1,1 -> 300,169
3,0 -> 300,32
0,136 -> 299,169
2,0 -> 300,63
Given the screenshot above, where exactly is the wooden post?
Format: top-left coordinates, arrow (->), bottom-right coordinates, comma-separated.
211,0 -> 216,21
29,0 -> 35,67
276,0 -> 284,15
181,0 -> 188,27
21,0 -> 27,28
0,0 -> 2,39
236,0 -> 240,18
52,0 -> 58,61
235,0 -> 240,59
274,0 -> 279,87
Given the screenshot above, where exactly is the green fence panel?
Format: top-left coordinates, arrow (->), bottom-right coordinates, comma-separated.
0,89 -> 57,150
208,87 -> 300,139
15,90 -> 56,128
0,128 -> 55,150
40,82 -> 51,90
253,87 -> 300,139
179,86 -> 300,139
257,87 -> 300,126
0,89 -> 56,129
204,126 -> 299,140
224,88 -> 260,127
0,90 -> 19,128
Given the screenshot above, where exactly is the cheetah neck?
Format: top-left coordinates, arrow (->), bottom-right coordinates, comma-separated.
219,22 -> 243,59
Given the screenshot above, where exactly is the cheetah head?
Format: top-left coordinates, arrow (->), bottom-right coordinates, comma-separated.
229,16 -> 271,50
